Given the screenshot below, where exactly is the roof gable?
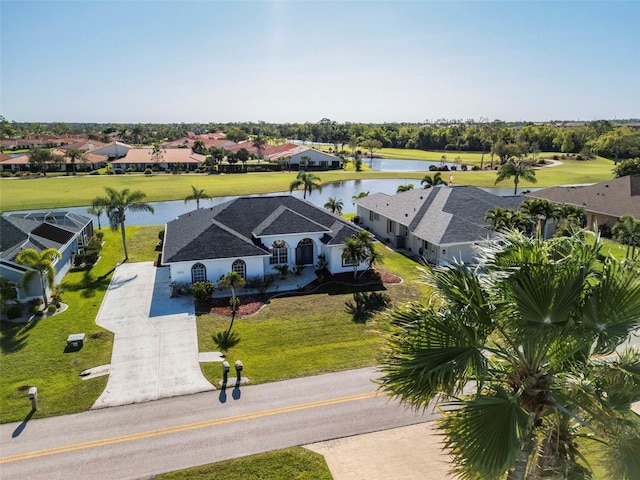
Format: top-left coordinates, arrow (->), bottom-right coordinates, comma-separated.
253,206 -> 332,236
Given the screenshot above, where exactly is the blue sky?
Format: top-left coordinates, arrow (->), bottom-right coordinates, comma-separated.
1,1 -> 639,123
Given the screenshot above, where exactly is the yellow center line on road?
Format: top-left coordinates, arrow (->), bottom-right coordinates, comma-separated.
1,391 -> 381,464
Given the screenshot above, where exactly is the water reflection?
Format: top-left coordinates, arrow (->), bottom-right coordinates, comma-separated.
8,179 -> 540,226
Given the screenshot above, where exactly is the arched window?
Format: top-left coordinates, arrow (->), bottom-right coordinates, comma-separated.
191,263 -> 206,283
269,240 -> 288,265
232,259 -> 246,279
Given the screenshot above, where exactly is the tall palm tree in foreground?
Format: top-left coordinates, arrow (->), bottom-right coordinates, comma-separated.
495,160 -> 537,195
15,248 -> 62,308
92,187 -> 154,261
289,171 -> 322,199
184,185 -> 211,210
379,230 -> 640,480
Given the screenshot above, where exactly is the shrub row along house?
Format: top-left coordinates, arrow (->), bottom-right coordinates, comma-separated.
161,196 -> 365,287
0,212 -> 93,302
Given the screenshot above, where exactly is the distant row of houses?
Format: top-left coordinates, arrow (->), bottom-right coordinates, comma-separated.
0,132 -> 343,173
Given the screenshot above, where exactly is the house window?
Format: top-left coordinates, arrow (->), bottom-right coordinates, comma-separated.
269,240 -> 288,265
191,263 -> 206,283
232,259 -> 246,279
369,211 -> 374,221
401,225 -> 408,237
342,254 -> 357,267
387,220 -> 396,234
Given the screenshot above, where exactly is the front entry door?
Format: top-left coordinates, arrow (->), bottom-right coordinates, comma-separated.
296,243 -> 313,265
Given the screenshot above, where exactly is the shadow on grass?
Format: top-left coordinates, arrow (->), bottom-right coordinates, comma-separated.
12,409 -> 35,438
63,267 -> 116,298
0,318 -> 39,354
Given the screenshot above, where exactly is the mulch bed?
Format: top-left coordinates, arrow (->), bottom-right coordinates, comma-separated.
202,269 -> 402,318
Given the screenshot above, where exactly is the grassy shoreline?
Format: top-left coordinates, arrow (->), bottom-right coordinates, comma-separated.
0,150 -> 616,212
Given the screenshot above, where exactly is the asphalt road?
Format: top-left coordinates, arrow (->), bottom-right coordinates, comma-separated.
1,368 -> 436,480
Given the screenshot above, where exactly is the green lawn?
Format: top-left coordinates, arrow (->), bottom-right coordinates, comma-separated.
0,152 -> 617,212
197,245 -> 425,386
0,226 -> 159,423
155,447 -> 332,480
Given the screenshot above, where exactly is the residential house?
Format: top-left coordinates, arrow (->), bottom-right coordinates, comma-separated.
88,141 -> 132,159
162,196 -> 365,289
0,212 -> 93,302
0,149 -> 108,173
111,147 -> 207,172
526,175 -> 640,234
267,145 -> 343,170
354,186 -> 525,266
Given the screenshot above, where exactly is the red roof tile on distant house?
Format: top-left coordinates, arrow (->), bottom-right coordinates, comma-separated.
111,148 -> 207,164
268,145 -> 310,160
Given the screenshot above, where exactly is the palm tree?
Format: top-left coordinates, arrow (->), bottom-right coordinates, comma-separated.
519,198 -> 559,237
324,197 -> 344,215
352,191 -> 369,201
252,134 -> 267,161
15,248 -> 62,308
485,206 -> 512,231
92,187 -> 154,261
421,172 -> 445,189
494,160 -> 537,195
396,183 -> 414,193
184,185 -> 211,210
341,230 -> 378,279
379,230 -> 640,480
218,271 -> 246,330
289,171 -> 322,199
86,205 -> 105,230
64,149 -> 86,175
612,214 -> 640,258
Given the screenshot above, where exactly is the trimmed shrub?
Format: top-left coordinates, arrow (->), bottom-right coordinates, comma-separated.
144,168 -> 153,175
192,281 -> 215,302
47,304 -> 58,313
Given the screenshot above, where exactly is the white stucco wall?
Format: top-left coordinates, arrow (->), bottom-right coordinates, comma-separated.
168,256 -> 266,285
289,150 -> 341,168
90,143 -> 130,159
259,233 -> 324,274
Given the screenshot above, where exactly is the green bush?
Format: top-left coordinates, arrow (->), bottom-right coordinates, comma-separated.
345,291 -> 391,323
47,304 -> 58,313
192,281 -> 215,302
144,168 -> 153,175
95,231 -> 104,240
1,171 -> 12,177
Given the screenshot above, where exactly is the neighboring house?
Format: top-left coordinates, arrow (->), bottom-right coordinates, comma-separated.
527,175 -> 640,233
111,147 -> 207,172
162,196 -> 365,289
88,141 -> 132,159
0,149 -> 108,173
268,145 -> 343,170
0,212 -> 93,302
354,186 -> 525,266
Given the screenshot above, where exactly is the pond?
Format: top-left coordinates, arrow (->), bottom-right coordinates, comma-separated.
7,179 -> 541,226
367,158 -> 462,172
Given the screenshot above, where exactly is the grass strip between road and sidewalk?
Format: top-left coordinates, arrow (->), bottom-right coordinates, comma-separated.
155,447 -> 332,480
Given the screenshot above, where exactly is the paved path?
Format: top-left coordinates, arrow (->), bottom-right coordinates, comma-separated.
1,368 -> 438,480
93,262 -> 213,408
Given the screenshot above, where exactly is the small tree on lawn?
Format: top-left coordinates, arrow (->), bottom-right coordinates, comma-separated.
15,248 -> 61,309
218,271 -> 246,332
341,230 -> 379,279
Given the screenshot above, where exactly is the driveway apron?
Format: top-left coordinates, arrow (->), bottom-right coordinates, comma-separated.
93,262 -> 213,408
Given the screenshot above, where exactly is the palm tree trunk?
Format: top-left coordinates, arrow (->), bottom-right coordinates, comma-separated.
507,429 -> 534,480
120,221 -> 129,261
514,177 -> 519,195
39,273 -> 49,308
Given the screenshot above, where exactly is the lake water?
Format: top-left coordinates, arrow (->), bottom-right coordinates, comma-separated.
368,158 -> 461,172
7,179 -> 540,226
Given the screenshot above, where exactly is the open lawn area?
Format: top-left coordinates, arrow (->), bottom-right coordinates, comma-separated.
0,226 -> 159,423
0,151 -> 617,212
197,244 -> 426,386
1,225 -> 427,423
155,447 -> 332,480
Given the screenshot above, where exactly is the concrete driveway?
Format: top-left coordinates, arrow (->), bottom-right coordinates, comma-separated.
93,262 -> 214,408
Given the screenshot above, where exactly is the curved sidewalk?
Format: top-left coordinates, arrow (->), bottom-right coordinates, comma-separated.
93,262 -> 214,408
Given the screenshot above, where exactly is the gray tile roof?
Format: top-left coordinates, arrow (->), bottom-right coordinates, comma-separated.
1,211 -> 91,261
163,196 -> 360,263
355,185 -> 526,245
527,175 -> 640,219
